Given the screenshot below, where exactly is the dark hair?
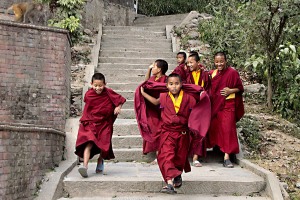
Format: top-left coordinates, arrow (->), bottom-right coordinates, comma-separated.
91,73 -> 106,83
167,73 -> 182,83
155,59 -> 168,75
188,52 -> 200,62
177,51 -> 187,60
214,51 -> 227,61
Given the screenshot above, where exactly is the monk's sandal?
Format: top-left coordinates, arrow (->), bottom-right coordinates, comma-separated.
161,184 -> 177,194
223,159 -> 234,168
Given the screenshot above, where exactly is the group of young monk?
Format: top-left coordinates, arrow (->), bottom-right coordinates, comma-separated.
74,51 -> 244,194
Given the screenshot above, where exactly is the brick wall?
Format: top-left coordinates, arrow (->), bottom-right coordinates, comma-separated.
0,21 -> 71,131
0,123 -> 65,200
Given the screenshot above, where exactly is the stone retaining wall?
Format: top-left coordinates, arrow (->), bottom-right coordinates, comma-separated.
0,21 -> 71,131
0,123 -> 65,200
83,0 -> 136,31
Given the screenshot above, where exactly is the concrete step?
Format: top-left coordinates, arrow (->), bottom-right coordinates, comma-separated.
96,68 -> 147,77
102,34 -> 167,40
59,195 -> 270,200
98,57 -> 177,65
101,36 -> 171,43
122,100 -> 134,109
118,109 -> 135,119
113,90 -> 135,100
97,63 -> 175,70
102,30 -> 166,37
105,75 -> 145,83
100,41 -> 172,50
64,162 -> 266,197
133,13 -> 188,24
107,83 -> 143,91
103,25 -> 166,32
113,119 -> 139,136
99,50 -> 176,58
112,135 -> 142,149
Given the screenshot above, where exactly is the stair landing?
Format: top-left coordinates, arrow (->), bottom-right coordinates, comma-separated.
64,162 -> 266,197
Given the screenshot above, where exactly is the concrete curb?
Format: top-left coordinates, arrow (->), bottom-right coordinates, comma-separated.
236,158 -> 285,200
35,160 -> 78,200
82,23 -> 102,109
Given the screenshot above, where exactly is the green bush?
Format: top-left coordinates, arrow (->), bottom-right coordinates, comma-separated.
36,0 -> 86,44
138,0 -> 211,16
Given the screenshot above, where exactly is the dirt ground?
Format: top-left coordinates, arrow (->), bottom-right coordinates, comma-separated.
243,102 -> 300,199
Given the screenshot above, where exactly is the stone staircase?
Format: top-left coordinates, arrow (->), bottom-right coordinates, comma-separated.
60,14 -> 273,199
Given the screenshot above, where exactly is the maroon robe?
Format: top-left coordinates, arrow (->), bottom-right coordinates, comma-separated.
75,87 -> 126,160
171,63 -> 189,83
142,75 -> 167,154
134,81 -> 211,144
157,92 -> 196,182
186,69 -> 211,157
207,66 -> 244,154
186,68 -> 210,91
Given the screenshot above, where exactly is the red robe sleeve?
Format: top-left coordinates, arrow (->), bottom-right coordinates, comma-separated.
134,81 -> 211,141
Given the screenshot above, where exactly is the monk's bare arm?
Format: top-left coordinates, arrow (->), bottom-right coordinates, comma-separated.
140,87 -> 160,105
145,63 -> 153,81
220,87 -> 240,97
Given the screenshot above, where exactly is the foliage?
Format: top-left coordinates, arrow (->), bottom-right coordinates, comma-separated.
198,0 -> 300,121
138,0 -> 211,16
272,44 -> 300,122
237,115 -> 262,156
36,0 -> 86,44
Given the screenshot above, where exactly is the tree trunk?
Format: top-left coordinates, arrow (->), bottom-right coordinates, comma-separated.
267,65 -> 273,109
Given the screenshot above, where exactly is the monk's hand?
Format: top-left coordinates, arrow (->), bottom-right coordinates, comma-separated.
140,86 -> 145,94
114,105 -> 122,115
220,87 -> 231,96
149,63 -> 154,69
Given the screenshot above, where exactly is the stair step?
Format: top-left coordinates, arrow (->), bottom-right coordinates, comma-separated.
102,34 -> 167,40
101,36 -> 170,43
98,57 -> 177,65
121,100 -> 134,109
103,26 -> 166,32
133,13 -> 188,24
107,83 -> 143,91
102,30 -> 166,37
105,75 -> 145,83
100,50 -> 176,58
97,63 -> 175,71
118,109 -> 135,119
100,41 -> 172,49
113,90 -> 135,100
113,119 -> 139,136
96,69 -> 175,78
59,195 -> 270,200
112,135 -> 142,148
64,162 -> 266,197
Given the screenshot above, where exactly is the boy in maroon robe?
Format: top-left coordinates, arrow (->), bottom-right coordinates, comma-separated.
75,73 -> 126,177
171,51 -> 189,83
140,59 -> 168,164
186,53 -> 210,167
140,74 -> 207,194
207,52 -> 244,168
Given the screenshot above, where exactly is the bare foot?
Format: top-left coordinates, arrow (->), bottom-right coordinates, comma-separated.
150,158 -> 157,165
193,160 -> 202,167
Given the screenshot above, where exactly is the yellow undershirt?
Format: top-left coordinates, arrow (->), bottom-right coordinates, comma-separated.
192,70 -> 204,87
168,90 -> 184,113
212,69 -> 235,99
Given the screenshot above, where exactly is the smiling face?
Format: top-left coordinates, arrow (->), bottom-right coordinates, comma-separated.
91,79 -> 105,94
187,56 -> 200,72
166,76 -> 182,96
214,55 -> 227,71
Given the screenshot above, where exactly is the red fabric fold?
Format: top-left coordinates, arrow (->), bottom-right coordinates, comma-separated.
75,88 -> 126,160
134,81 -> 211,143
